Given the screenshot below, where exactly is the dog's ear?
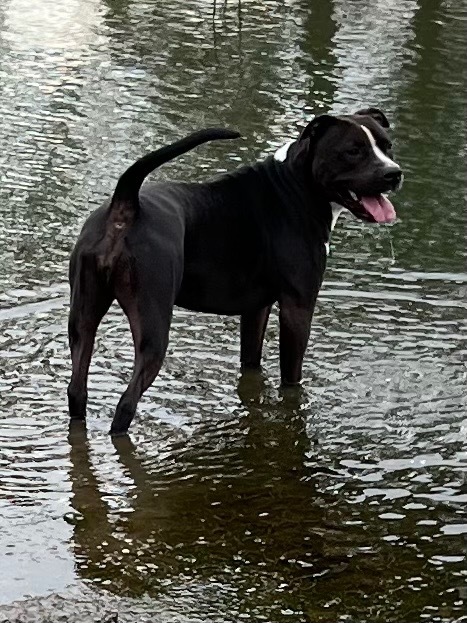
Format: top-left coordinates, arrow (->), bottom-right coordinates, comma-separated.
298,114 -> 338,143
354,107 -> 390,129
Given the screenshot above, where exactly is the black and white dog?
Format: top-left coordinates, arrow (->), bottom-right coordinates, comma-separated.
68,107 -> 402,435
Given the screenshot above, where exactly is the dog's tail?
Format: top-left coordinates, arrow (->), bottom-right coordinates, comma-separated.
98,128 -> 240,272
108,127 -> 241,218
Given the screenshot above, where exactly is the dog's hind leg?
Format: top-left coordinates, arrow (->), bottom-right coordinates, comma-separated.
240,305 -> 272,369
110,271 -> 176,436
68,257 -> 113,421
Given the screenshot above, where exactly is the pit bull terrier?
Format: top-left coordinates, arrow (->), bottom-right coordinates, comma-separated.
68,107 -> 403,435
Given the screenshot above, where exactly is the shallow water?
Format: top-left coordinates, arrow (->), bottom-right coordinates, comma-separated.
0,0 -> 466,621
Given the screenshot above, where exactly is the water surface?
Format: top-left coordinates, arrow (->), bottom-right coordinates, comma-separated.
0,0 -> 466,621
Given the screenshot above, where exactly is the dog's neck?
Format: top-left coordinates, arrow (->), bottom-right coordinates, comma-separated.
273,149 -> 342,232
273,140 -> 345,251
206,147 -> 340,252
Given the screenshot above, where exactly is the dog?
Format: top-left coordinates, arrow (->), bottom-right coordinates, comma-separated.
68,107 -> 403,435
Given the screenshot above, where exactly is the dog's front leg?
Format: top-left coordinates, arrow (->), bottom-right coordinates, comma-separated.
68,257 -> 114,422
279,299 -> 314,386
240,306 -> 272,369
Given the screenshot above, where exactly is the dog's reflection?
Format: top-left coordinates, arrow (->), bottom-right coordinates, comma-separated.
68,374 -> 327,595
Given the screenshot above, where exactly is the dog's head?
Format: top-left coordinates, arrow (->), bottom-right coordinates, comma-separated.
281,108 -> 403,223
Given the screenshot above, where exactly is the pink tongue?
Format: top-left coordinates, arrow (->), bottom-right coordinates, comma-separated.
360,195 -> 396,223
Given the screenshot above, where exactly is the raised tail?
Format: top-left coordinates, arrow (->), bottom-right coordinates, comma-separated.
110,127 -> 241,214
98,128 -> 240,272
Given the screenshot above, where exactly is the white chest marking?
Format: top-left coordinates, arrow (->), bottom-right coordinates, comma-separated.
274,141 -> 294,162
324,203 -> 345,255
330,203 -> 344,231
361,125 -> 399,169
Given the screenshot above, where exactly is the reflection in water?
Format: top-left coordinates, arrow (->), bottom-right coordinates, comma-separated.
331,0 -> 419,114
0,0 -> 466,619
66,373 -> 466,620
391,0 -> 467,272
4,0 -> 103,50
68,377 -> 317,598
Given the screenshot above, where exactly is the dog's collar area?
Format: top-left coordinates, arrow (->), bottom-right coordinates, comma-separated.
274,141 -> 294,162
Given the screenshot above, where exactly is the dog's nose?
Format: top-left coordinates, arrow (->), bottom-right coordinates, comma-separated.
383,168 -> 402,187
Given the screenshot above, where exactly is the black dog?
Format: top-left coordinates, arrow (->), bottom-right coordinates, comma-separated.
68,107 -> 402,435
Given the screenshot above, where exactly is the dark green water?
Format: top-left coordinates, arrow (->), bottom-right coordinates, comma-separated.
0,0 -> 466,621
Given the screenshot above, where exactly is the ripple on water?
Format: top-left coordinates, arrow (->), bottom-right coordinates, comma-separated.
1,0 -> 467,620
0,265 -> 466,619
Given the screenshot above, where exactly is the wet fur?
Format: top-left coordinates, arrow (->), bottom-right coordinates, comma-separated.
68,111 -> 401,435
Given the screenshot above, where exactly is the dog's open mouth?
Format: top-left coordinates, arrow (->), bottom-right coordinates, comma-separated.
343,191 -> 396,224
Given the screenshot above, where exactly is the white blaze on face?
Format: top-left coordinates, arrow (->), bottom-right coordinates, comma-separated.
274,141 -> 294,162
360,125 -> 400,169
